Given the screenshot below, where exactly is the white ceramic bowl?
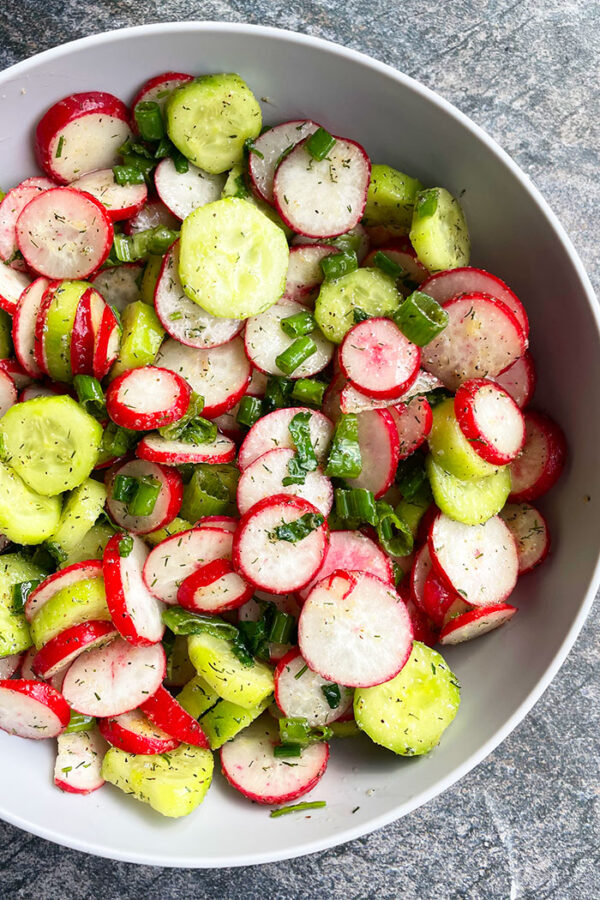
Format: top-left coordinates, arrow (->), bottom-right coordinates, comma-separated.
0,22 -> 598,869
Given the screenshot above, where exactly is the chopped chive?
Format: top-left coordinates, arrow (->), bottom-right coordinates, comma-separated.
161,607 -> 238,640
73,374 -> 106,420
321,250 -> 358,282
353,307 -> 370,324
270,800 -> 327,818
392,290 -> 449,346
118,534 -> 134,558
55,136 -> 65,158
279,717 -> 333,745
276,336 -> 317,376
325,414 -> 362,479
128,476 -> 161,517
395,452 -> 429,501
134,101 -> 165,142
263,375 -> 294,413
373,250 -> 405,280
294,664 -> 308,679
112,474 -> 138,504
270,512 -> 324,543
268,610 -> 295,645
306,127 -> 336,161
236,395 -> 262,428
113,165 -> 146,186
65,711 -> 95,734
291,378 -> 326,408
280,311 -> 316,339
273,742 -> 303,758
335,487 -> 377,525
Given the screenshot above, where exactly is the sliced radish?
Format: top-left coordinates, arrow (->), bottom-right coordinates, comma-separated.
0,653 -> 22,679
33,281 -> 58,374
238,407 -> 334,471
499,502 -> 550,574
143,526 -> 234,604
197,515 -> 238,533
98,708 -> 179,754
25,560 -> 103,623
70,168 -> 147,222
299,571 -> 413,687
248,120 -> 319,204
131,71 -> 193,114
0,370 -> 17,417
439,603 -> 517,645
339,369 -> 441,415
422,292 -> 526,390
238,592 -> 301,662
422,568 -> 467,628
140,685 -> 209,748
93,302 -> 120,379
404,597 -> 439,648
340,317 -> 421,400
454,378 -> 526,465
493,352 -> 536,409
210,407 -> 243,442
410,543 -> 433,613
106,365 -> 191,431
12,276 -> 50,377
298,529 -> 393,602
0,679 -> 70,739
284,243 -> 336,301
245,297 -> 334,379
363,237 -> 429,291
32,620 -> 118,680
19,648 -> 38,681
62,638 -> 166,717
233,494 -> 328,594
274,648 -> 353,726
390,396 -> 432,460
420,266 -> 529,339
154,241 -> 243,349
247,367 -> 268,397
509,410 -> 567,502
156,336 -> 251,418
177,558 -> 253,614
292,223 -> 370,263
0,178 -> 55,263
220,718 -> 329,805
16,188 -> 114,279
70,286 -> 97,377
428,512 -> 518,607
0,262 -> 31,315
123,199 -> 179,235
237,447 -> 333,517
154,157 -> 225,220
106,460 -> 183,535
54,728 -> 106,794
91,262 -> 142,313
136,431 -> 236,466
274,136 -> 370,238
0,358 -> 33,391
35,91 -> 132,184
19,382 -> 72,402
346,409 -> 400,499
103,533 -> 165,645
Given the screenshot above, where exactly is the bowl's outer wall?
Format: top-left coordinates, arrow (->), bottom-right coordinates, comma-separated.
0,24 -> 599,868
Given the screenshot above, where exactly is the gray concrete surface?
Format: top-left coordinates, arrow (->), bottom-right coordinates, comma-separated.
0,1 -> 599,897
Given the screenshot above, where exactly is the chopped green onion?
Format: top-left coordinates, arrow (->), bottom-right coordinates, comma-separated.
113,226 -> 180,263
291,378 -> 326,408
321,250 -> 358,282
44,541 -> 68,564
118,534 -> 134,558
231,630 -> 255,667
180,463 -> 237,522
353,307 -> 370,324
270,512 -> 325,543
113,165 -> 146,186
268,610 -> 295,645
118,138 -> 153,160
325,414 -> 362,479
128,477 -> 161,517
306,127 -> 336,161
154,136 -> 172,159
375,501 -> 414,557
113,232 -> 135,263
328,231 -> 362,255
171,147 -> 189,174
273,743 -> 303,758
282,454 -> 310,486
263,375 -> 294,413
65,711 -> 96,734
55,136 -> 65,159
275,336 -> 317,376
279,717 -> 333,745
288,411 -> 318,473
244,138 -> 264,159
112,474 -> 138,504
122,153 -> 156,182
321,683 -> 341,709
73,374 -> 106,420
395,452 -> 429,501
134,101 -> 165,141
392,290 -> 449,346
176,418 -> 218,446
231,173 -> 250,198
280,311 -> 316,339
236,395 -> 262,428
161,607 -> 239,640
334,487 -> 377,525
12,580 -> 41,613
28,546 -> 56,573
98,422 -> 139,465
270,800 -> 327,818
373,250 -> 405,280
423,386 -> 454,409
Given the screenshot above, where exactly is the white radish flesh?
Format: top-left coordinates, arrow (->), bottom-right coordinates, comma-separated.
136,431 -> 236,466
284,243 -> 336,301
12,277 -> 50,377
143,526 -> 234,604
70,168 -> 148,221
275,650 -> 354,726
105,460 -> 183,535
340,318 -> 421,399
124,199 -> 179,235
154,158 -> 225,220
0,262 -> 31,315
0,680 -> 70,739
238,407 -> 334,471
0,653 -> 22,679
25,561 -> 103,623
236,448 -> 333,516
499,502 -> 550,574
439,603 -> 517,645
91,263 -> 141,313
54,728 -> 106,794
0,371 -> 17,417
244,297 -> 334,378
0,179 -> 55,262
298,529 -> 393,602
248,119 -> 319,204
346,408 -> 400,498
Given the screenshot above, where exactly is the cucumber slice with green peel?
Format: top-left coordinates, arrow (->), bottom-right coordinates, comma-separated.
179,198 -> 289,320
0,461 -> 62,544
197,694 -> 272,750
180,463 -> 238,523
143,516 -> 193,548
428,397 -> 500,481
315,267 -> 402,344
0,395 -> 102,496
140,255 -> 162,305
47,478 -> 107,558
0,553 -> 47,656
354,641 -> 460,756
188,631 -> 274,709
30,576 -> 109,649
166,73 -> 262,174
328,720 -> 361,739
222,166 -> 294,238
109,301 -> 165,380
426,454 -> 511,525
363,165 -> 423,233
177,674 -> 220,719
43,280 -> 89,382
101,742 -> 214,818
61,522 -> 115,568
409,187 -> 470,273
396,491 -> 432,537
0,309 -> 12,358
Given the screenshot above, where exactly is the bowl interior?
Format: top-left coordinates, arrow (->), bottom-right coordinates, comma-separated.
0,23 -> 599,868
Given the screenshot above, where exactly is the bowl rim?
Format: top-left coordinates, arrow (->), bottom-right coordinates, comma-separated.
1,19 -> 599,869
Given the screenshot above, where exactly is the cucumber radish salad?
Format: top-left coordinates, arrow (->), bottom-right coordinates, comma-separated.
0,69 -> 566,820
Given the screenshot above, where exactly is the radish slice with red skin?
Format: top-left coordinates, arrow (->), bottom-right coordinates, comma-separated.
439,603 -> 517,645
32,620 -> 118,680
105,460 -> 183,535
34,282 -> 60,374
237,448 -> 333,517
284,243 -> 336,301
91,263 -> 142,313
210,408 -> 243,442
70,168 -> 148,222
154,157 -> 225,220
176,558 -> 253,614
339,318 -> 421,400
62,638 -> 166,718
103,533 -> 166,645
420,266 -> 529,339
19,648 -> 38,681
25,560 -> 103,623
0,679 -> 70,739
197,515 -> 238,533
346,408 -> 400,499
404,597 -> 439,648
92,304 -> 120,379
156,336 -> 251,419
238,592 -> 301,662
136,431 -> 236,466
422,292 -> 526,390
54,729 -> 106,794
0,653 -> 22,679
410,543 -> 433,614
429,513 -> 519,608
16,188 -> 114,280
143,526 -> 234,604
363,237 -> 429,290
70,287 -> 96,377
12,276 -> 50,377
98,709 -> 179,754
422,568 -> 467,628
298,528 -> 393,602
0,370 -> 17,417
123,199 -> 179,235
35,91 -> 132,184
299,570 -> 413,688
131,72 -> 193,115
499,502 -> 550,574
19,382 -> 75,403
322,370 -> 344,422
238,407 -> 334,472
0,358 -> 33,391
390,396 -> 433,460
220,718 -> 329,805
248,119 -> 320,204
509,411 -> 567,503
454,378 -> 526,466
140,685 -> 209,749
0,262 -> 31,315
0,179 -> 55,262
274,648 -> 354,726
339,370 -> 441,415
244,297 -> 334,379
106,365 -> 191,431
233,494 -> 329,594
292,223 -> 370,264
494,352 -> 536,409
154,242 -> 243,349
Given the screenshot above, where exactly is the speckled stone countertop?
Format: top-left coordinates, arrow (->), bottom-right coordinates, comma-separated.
0,2 -> 599,897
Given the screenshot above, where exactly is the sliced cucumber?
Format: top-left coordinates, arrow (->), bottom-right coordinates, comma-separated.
198,694 -> 272,750
61,521 -> 115,568
44,280 -> 89,382
426,454 -> 511,525
179,198 -> 289,319
166,73 -> 262,174
428,397 -> 499,481
109,301 -> 165,380
363,165 -> 423,233
48,478 -> 107,558
0,461 -> 62,544
328,720 -> 361,739
30,576 -> 109,648
140,255 -> 163,306
177,674 -> 220,718
165,635 -> 196,687
0,396 -> 102,496
315,268 -> 402,344
354,641 -> 460,756
0,553 -> 46,656
180,463 -> 238,523
409,187 -> 470,272
396,491 -> 431,537
0,309 -> 13,359
144,516 -> 193,548
101,742 -> 214,818
188,632 -> 274,709
221,166 -> 293,239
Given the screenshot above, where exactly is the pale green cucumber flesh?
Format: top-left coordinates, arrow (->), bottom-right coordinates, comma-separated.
426,454 -> 511,525
188,632 -> 274,709
363,164 -> 423,232
315,267 -> 402,344
30,576 -> 109,648
0,553 -> 46,656
0,461 -> 62,544
409,187 -> 470,272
